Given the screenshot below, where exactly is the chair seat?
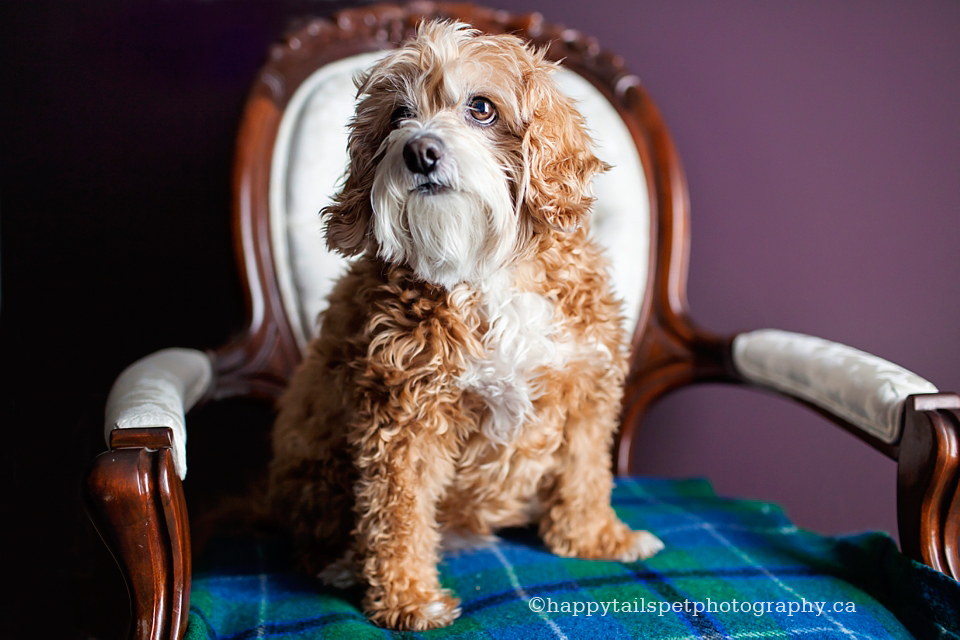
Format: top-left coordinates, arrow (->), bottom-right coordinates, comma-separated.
186,478 -> 959,639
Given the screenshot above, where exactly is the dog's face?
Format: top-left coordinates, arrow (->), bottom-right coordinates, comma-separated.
322,21 -> 606,289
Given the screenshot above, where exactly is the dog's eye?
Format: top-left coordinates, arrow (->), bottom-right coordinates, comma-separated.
467,97 -> 497,125
390,105 -> 414,128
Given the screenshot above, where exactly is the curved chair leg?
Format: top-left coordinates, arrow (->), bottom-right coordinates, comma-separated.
898,394 -> 960,580
85,427 -> 191,640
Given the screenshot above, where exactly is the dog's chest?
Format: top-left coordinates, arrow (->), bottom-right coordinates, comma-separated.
455,272 -> 583,443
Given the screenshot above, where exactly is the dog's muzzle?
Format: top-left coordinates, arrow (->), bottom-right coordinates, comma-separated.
403,133 -> 445,176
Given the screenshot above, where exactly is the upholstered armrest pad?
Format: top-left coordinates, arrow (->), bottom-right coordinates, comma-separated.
104,348 -> 213,479
732,329 -> 937,444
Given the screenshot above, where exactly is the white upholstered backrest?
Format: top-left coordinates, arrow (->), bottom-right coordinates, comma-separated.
270,51 -> 650,350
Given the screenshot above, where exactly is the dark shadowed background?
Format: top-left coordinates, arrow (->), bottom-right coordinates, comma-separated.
2,1 -> 958,637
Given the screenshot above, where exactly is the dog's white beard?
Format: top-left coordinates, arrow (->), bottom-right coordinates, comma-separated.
371,123 -> 516,289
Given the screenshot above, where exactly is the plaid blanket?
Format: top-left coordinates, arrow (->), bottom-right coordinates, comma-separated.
186,477 -> 960,639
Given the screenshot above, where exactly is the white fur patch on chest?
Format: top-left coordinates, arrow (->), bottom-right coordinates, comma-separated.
456,271 -> 565,443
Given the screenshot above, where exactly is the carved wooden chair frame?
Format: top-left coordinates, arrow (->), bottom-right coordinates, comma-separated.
84,3 -> 960,639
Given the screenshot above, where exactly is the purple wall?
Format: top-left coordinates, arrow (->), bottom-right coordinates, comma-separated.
493,0 -> 960,539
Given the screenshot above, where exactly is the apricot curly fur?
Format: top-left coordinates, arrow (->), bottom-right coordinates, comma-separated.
268,20 -> 661,631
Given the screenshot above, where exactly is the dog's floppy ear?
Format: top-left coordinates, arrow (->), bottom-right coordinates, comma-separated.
322,65 -> 394,257
520,60 -> 608,232
321,135 -> 376,257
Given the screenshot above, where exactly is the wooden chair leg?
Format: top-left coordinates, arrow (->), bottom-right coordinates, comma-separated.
85,427 -> 191,640
898,394 -> 960,579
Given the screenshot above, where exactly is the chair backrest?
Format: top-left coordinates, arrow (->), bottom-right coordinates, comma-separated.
213,3 -> 726,473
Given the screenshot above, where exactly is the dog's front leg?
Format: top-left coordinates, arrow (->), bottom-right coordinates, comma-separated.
350,408 -> 462,631
539,377 -> 663,562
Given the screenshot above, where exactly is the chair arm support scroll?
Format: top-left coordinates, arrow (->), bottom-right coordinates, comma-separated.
85,427 -> 191,640
898,394 -> 960,579
732,329 -> 938,446
105,348 -> 214,480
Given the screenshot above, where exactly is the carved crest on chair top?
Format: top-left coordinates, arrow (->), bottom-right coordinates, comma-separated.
255,2 -> 641,107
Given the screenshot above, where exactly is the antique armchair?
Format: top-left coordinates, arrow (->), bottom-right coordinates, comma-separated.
85,3 -> 960,638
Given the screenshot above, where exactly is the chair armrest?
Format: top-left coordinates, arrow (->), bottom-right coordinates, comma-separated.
732,329 -> 960,578
105,348 -> 213,480
732,329 -> 938,446
90,348 -> 209,640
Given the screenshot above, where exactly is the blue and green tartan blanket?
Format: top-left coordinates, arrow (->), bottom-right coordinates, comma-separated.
186,477 -> 960,639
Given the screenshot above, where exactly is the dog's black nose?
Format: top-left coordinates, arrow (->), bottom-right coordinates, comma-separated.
403,134 -> 444,175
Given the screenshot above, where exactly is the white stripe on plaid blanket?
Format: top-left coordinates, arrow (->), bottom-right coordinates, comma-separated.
656,629 -> 877,640
256,543 -> 268,639
490,544 -> 569,639
255,573 -> 268,639
729,629 -> 877,639
654,522 -> 799,537
621,478 -> 860,640
700,522 -> 860,639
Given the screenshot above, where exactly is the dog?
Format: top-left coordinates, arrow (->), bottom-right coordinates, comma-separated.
268,20 -> 663,631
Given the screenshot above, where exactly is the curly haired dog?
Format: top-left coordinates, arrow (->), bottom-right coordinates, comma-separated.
269,20 -> 663,631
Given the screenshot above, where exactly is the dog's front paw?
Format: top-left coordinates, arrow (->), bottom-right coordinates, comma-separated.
542,511 -> 664,562
366,587 -> 461,631
617,529 -> 665,562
